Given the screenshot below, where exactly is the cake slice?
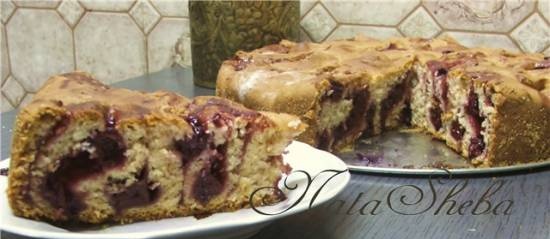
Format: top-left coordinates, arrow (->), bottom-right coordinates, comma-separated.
7,72 -> 305,224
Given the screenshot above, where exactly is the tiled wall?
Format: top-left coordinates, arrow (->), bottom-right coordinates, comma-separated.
1,0 -> 191,112
1,0 -> 549,113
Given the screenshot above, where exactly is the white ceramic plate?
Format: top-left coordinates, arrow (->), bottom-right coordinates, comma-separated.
0,141 -> 350,239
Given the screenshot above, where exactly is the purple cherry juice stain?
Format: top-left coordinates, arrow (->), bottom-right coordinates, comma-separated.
356,152 -> 384,166
0,167 -> 8,176
533,59 -> 550,69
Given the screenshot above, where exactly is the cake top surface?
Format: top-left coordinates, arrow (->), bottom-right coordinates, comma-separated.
24,72 -> 307,137
219,36 -> 550,107
427,48 -> 550,106
26,72 -> 190,120
219,37 -> 422,107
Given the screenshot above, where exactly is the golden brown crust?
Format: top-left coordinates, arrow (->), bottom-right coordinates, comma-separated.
486,91 -> 550,166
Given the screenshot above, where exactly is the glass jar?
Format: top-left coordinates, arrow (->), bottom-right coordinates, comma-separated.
189,1 -> 300,88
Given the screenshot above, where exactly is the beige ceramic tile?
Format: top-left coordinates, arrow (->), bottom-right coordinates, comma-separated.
300,0 -> 317,17
1,24 -> 9,85
399,7 -> 441,38
511,14 -> 550,53
79,0 -> 135,12
150,0 -> 188,18
1,76 -> 25,107
6,9 -> 74,92
1,0 -> 16,23
57,0 -> 85,27
424,0 -> 536,33
327,25 -> 402,41
322,0 -> 419,25
544,46 -> 550,56
19,92 -> 34,108
75,12 -> 146,84
300,3 -> 337,42
443,31 -> 519,52
538,0 -> 550,23
1,93 -> 14,112
13,0 -> 61,8
148,18 -> 189,73
130,0 -> 161,34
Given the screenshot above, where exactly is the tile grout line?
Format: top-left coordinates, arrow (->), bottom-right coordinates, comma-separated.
8,6 -> 58,10
422,2 -> 450,35
1,91 -> 17,108
2,21 -> 14,89
318,1 -> 339,42
395,3 -> 424,37
533,5 -> 550,52
299,1 -> 321,42
147,0 -> 164,36
3,12 -> 26,104
128,4 -> 147,36
71,3 -> 90,72
506,10 -> 538,52
299,25 -> 314,42
18,91 -> 28,108
506,9 -> 536,35
72,1 -> 88,30
52,5 -> 79,72
394,2 -> 422,28
126,1 -> 150,74
71,16 -> 77,71
2,3 -> 17,24
299,0 -> 318,21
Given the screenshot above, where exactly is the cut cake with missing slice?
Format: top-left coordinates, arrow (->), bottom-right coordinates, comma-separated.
217,36 -> 550,167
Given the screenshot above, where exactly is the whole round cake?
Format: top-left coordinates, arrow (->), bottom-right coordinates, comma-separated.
216,36 -> 550,167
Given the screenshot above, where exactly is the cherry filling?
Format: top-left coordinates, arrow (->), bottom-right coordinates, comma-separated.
427,61 -> 450,109
363,104 -> 377,136
400,100 -> 412,126
174,106 -> 239,205
333,89 -> 369,143
465,90 -> 486,158
450,120 -> 465,141
429,106 -> 442,131
109,167 -> 160,212
232,56 -> 252,71
192,144 -> 227,205
317,130 -> 331,150
469,137 -> 485,158
436,70 -> 449,107
42,129 -> 126,217
379,72 -> 412,131
533,59 -> 550,69
322,80 -> 345,102
175,115 -> 208,167
317,81 -> 369,150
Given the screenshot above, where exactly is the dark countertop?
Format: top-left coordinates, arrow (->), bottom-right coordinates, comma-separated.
2,67 -> 549,239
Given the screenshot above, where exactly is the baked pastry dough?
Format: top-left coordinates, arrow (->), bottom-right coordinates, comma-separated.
217,36 -> 550,167
8,72 -> 305,223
